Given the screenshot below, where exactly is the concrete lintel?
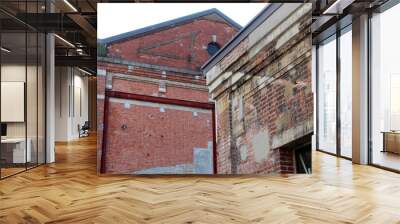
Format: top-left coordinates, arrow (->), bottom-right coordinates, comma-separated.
109,97 -> 212,114
97,69 -> 106,76
98,56 -> 201,76
110,72 -> 209,92
271,119 -> 313,149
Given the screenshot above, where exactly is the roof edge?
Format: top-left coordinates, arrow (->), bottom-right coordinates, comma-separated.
98,8 -> 242,45
201,4 -> 281,74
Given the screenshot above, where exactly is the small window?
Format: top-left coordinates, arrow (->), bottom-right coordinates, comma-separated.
207,42 -> 220,56
159,81 -> 166,93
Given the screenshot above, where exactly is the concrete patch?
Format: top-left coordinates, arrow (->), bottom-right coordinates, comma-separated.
251,131 -> 270,163
97,69 -> 106,76
193,142 -> 213,174
135,143 -> 213,174
239,145 -> 248,161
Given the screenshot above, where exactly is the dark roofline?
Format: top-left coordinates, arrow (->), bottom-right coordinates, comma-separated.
201,4 -> 282,73
98,8 -> 242,45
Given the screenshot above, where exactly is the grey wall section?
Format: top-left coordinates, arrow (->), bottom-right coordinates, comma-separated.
54,67 -> 70,141
352,14 -> 369,164
54,67 -> 90,141
46,33 -> 55,163
134,164 -> 194,174
312,45 -> 317,150
133,142 -> 213,174
88,77 -> 97,132
193,141 -> 213,174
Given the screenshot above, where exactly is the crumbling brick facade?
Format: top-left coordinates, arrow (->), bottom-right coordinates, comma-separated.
204,4 -> 313,174
97,10 -> 239,174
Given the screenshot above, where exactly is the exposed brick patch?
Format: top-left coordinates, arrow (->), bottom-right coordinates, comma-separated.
275,148 -> 295,174
215,92 -> 232,174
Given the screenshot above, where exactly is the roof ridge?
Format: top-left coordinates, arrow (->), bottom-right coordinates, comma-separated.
99,8 -> 242,44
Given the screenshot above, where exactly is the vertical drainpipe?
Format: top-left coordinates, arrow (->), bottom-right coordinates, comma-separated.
100,93 -> 109,174
100,71 -> 112,174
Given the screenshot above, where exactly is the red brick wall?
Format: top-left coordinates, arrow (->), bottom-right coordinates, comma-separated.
275,148 -> 295,174
107,19 -> 237,71
98,63 -> 213,173
104,99 -> 213,174
98,16 -> 238,174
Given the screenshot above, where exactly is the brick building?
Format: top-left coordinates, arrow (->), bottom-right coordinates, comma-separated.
202,3 -> 313,174
97,9 -> 240,174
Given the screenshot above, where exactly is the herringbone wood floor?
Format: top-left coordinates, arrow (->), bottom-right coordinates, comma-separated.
1,135 -> 400,224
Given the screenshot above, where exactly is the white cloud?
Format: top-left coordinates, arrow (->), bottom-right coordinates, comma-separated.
97,3 -> 268,39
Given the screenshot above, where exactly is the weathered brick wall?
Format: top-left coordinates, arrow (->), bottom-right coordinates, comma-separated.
209,4 -> 312,174
107,19 -> 237,71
